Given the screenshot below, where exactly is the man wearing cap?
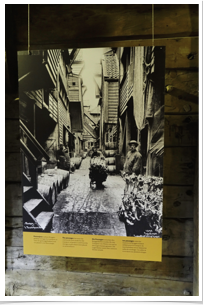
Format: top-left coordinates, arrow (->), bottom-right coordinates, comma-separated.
123,140 -> 142,175
122,140 -> 142,194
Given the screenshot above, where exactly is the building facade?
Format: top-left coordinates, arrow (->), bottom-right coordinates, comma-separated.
19,48 -> 86,183
99,49 -> 119,151
117,46 -> 165,176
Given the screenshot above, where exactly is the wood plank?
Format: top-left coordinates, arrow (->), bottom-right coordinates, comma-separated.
6,246 -> 67,271
52,50 -> 59,69
163,186 -> 194,218
13,4 -> 198,49
5,5 -> 18,94
40,37 -> 197,70
6,246 -> 193,282
5,217 -> 23,247
193,157 -> 199,296
93,36 -> 198,70
5,183 -> 22,216
162,219 -> 193,257
5,119 -> 20,152
65,256 -> 193,282
5,182 -> 194,219
5,217 -> 193,257
163,147 -> 196,185
51,50 -> 59,67
5,216 -> 23,228
164,114 -> 198,146
5,93 -> 19,119
5,227 -> 23,248
47,56 -> 57,82
5,269 -> 193,296
48,50 -> 57,75
165,70 -> 198,114
5,153 -> 21,182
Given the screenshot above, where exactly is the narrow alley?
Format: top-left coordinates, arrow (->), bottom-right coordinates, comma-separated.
52,157 -> 127,236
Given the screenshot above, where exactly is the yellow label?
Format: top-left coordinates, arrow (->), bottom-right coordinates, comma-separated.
23,232 -> 162,262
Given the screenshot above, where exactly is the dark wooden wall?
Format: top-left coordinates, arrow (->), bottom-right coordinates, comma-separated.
5,4 -> 199,296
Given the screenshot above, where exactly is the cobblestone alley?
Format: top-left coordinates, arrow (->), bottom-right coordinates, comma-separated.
52,157 -> 127,236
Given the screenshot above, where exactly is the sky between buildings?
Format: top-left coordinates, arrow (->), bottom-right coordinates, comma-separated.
79,47 -> 109,110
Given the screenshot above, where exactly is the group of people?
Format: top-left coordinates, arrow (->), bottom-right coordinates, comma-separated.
55,139 -> 142,182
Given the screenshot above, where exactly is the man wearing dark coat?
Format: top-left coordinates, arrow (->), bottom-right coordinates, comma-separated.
120,140 -> 143,236
122,140 -> 142,194
123,140 -> 142,175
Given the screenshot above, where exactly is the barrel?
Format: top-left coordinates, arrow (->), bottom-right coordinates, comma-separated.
70,161 -> 76,172
61,174 -> 70,189
106,157 -> 116,165
40,174 -> 62,191
104,150 -> 117,157
38,176 -> 59,195
41,169 -> 69,193
51,169 -> 69,181
38,183 -> 53,206
82,152 -> 87,159
54,170 -> 69,191
46,168 -> 69,180
71,157 -> 82,169
107,165 -> 116,173
105,142 -> 117,150
75,157 -> 82,169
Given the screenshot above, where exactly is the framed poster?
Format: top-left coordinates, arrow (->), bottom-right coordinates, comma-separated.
18,46 -> 165,261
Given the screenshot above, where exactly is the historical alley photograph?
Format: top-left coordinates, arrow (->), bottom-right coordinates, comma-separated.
18,46 -> 165,238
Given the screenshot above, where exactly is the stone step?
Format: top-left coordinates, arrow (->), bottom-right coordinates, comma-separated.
24,199 -> 43,216
23,186 -> 35,203
35,211 -> 54,231
23,186 -> 33,193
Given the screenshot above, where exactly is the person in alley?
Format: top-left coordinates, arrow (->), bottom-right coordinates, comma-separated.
122,140 -> 142,194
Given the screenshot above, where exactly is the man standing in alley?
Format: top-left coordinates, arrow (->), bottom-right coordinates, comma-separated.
122,140 -> 142,193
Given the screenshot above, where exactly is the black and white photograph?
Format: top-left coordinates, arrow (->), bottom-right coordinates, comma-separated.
18,46 -> 165,238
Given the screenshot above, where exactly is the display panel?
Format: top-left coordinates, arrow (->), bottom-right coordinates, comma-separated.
18,46 -> 165,261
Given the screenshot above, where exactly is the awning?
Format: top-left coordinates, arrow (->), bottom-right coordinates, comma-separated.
18,54 -> 55,91
19,68 -> 55,92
